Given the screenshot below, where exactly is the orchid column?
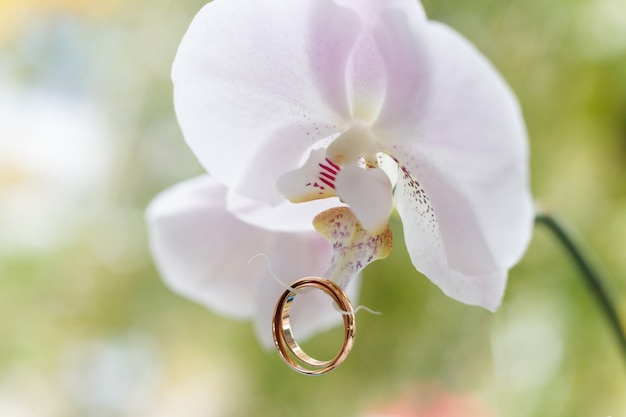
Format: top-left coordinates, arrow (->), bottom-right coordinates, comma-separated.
147,0 -> 533,349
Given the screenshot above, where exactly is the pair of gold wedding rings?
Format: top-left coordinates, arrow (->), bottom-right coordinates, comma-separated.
271,277 -> 356,375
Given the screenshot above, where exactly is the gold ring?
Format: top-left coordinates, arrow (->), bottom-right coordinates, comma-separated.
272,277 -> 356,375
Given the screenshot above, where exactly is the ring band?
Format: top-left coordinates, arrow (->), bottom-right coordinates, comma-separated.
272,277 -> 356,375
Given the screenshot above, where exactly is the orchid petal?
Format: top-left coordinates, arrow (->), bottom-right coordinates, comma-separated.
172,0 -> 362,204
371,14 -> 533,289
335,165 -> 393,235
337,0 -> 426,123
374,18 -> 528,171
336,0 -> 426,27
369,10 -> 431,134
146,176 -> 341,343
146,176 -> 260,318
345,28 -> 387,123
313,207 -> 393,289
394,166 -> 508,310
401,146 -> 534,274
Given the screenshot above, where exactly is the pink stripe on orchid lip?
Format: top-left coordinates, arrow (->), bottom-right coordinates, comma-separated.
318,176 -> 335,189
325,157 -> 341,171
318,162 -> 338,176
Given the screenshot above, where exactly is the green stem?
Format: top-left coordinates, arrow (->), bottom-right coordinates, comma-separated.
535,212 -> 626,362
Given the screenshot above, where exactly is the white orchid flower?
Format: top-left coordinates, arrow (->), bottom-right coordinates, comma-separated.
147,0 -> 534,344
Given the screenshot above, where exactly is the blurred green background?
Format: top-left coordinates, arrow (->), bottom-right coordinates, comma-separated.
1,0 -> 625,416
